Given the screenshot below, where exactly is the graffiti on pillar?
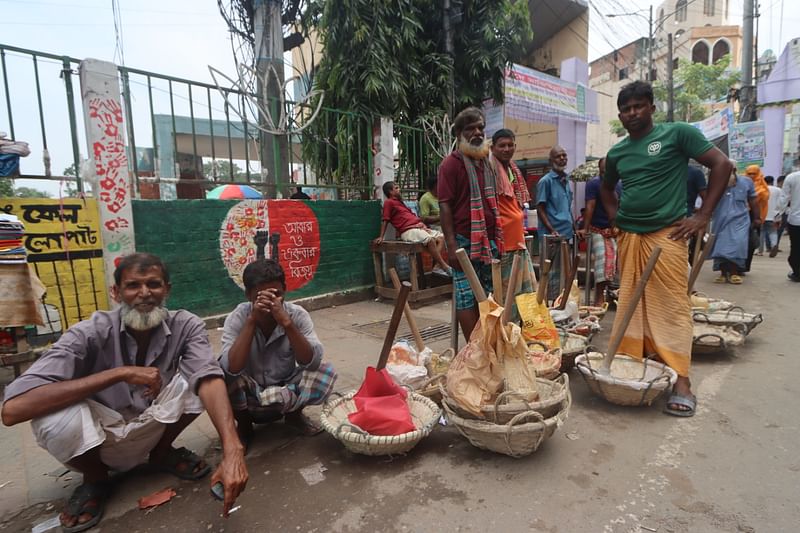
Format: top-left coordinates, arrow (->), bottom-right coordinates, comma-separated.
219,200 -> 321,292
88,97 -> 134,267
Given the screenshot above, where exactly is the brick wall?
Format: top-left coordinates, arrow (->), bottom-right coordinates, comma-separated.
132,199 -> 380,317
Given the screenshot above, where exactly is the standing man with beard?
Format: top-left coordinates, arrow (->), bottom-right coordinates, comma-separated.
601,81 -> 732,417
537,145 -> 575,301
438,107 -> 503,341
1,253 -> 248,532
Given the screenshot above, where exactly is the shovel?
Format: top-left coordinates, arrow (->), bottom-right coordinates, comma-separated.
388,268 -> 426,353
501,254 -> 522,324
376,281 -> 412,370
454,248 -> 487,302
687,233 -> 716,295
601,247 -> 662,373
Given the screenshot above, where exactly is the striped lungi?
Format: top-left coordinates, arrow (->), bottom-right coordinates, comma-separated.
611,226 -> 692,377
227,362 -> 337,416
590,229 -> 618,284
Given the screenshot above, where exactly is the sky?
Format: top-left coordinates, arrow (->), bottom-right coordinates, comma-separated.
1,0 -> 799,195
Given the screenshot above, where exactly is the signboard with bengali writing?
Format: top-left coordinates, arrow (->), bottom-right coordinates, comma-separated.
504,64 -> 598,125
729,120 -> 766,171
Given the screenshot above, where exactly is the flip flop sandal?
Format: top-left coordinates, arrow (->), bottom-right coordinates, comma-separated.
713,275 -> 727,283
663,393 -> 697,417
155,447 -> 212,480
61,481 -> 110,533
729,275 -> 743,285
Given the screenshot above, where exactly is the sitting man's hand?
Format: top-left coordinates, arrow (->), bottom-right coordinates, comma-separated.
211,447 -> 248,517
257,289 -> 291,328
372,237 -> 383,245
121,366 -> 162,399
575,228 -> 587,240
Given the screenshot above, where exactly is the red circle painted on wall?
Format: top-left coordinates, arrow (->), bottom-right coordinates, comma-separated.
219,200 -> 321,292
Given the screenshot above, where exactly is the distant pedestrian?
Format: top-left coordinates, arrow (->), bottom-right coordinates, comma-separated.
709,167 -> 760,284
290,186 -> 311,200
775,175 -> 789,251
744,165 -> 768,267
418,177 -> 440,229
764,176 -> 782,257
777,169 -> 800,282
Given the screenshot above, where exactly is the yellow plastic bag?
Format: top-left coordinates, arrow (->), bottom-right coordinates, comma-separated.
516,292 -> 561,350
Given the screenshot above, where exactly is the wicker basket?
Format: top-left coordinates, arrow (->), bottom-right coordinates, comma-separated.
692,306 -> 763,334
558,330 -> 592,372
526,341 -> 562,380
415,373 -> 446,405
320,390 -> 442,456
480,374 -> 569,423
575,352 -> 677,406
690,292 -> 734,313
692,322 -> 747,354
442,387 -> 571,458
579,303 -> 608,320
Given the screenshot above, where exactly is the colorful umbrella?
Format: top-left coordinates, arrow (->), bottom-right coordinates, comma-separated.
206,184 -> 263,199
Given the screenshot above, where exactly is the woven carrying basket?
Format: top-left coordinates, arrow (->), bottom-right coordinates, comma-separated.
320,390 -> 442,456
525,341 -> 562,380
692,322 -> 747,354
415,373 -> 446,405
442,386 -> 571,458
575,352 -> 676,406
692,306 -> 762,335
579,304 -> 608,321
558,330 -> 592,372
480,373 -> 569,423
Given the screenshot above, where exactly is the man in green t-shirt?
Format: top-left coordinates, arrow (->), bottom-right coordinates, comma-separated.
419,177 -> 440,229
601,81 -> 732,417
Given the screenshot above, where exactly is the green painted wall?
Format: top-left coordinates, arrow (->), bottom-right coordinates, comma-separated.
132,199 -> 380,316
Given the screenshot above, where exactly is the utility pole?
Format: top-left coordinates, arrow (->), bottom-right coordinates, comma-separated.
647,5 -> 654,82
740,0 -> 755,122
443,0 -> 455,118
667,33 -> 674,122
254,0 -> 288,198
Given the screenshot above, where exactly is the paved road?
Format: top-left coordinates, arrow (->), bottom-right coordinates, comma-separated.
1,254 -> 797,532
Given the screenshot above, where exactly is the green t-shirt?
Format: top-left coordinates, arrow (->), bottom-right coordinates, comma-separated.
604,122 -> 714,234
419,191 -> 440,218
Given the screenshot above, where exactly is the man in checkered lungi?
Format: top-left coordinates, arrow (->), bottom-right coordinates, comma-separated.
219,259 -> 337,447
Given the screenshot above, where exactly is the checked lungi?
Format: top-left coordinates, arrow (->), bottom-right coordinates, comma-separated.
227,362 -> 337,418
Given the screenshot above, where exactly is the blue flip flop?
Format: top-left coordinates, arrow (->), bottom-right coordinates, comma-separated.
663,393 -> 697,417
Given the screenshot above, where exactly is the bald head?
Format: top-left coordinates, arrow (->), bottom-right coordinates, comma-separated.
549,146 -> 568,173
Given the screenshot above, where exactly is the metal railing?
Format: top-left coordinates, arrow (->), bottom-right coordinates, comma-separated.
1,43 -> 442,201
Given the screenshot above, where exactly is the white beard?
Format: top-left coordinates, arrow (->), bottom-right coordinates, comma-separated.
458,136 -> 490,160
121,302 -> 169,331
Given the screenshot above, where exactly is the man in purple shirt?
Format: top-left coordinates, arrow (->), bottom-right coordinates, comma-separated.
1,253 -> 247,532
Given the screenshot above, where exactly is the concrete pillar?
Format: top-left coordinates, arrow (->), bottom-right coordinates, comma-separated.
79,59 -> 137,303
760,106 -> 785,177
372,117 -> 394,199
558,57 -> 591,216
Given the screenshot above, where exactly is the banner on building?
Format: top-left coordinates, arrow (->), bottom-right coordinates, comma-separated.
503,64 -> 598,125
730,120 -> 766,170
691,107 -> 733,141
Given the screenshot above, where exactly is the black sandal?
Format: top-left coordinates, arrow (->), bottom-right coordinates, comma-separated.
154,447 -> 211,480
61,481 -> 110,533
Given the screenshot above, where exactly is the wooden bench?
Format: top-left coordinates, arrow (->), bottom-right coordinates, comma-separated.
370,241 -> 452,304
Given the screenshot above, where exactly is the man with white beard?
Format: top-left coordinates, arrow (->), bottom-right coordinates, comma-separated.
2,253 -> 247,532
438,107 -> 503,341
537,145 -> 576,301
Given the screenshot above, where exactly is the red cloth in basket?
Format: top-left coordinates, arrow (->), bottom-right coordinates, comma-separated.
347,367 -> 416,436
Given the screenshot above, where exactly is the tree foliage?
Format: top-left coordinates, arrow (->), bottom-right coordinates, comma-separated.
302,0 -> 531,192
608,55 -> 740,134
0,178 -> 13,197
313,0 -> 532,120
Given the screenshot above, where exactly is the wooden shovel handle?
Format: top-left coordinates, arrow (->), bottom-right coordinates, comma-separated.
559,253 -> 581,310
376,281 -> 412,370
491,259 -> 502,302
602,247 -> 662,372
501,254 -> 521,324
687,234 -> 716,295
455,248 -> 487,302
536,259 -> 551,304
388,268 -> 425,352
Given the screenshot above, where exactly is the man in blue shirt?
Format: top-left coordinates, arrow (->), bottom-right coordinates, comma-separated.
536,145 -> 575,300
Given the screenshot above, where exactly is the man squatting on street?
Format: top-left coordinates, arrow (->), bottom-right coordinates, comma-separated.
1,253 -> 248,532
438,106 -> 503,341
219,258 -> 337,448
601,81 -> 732,417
